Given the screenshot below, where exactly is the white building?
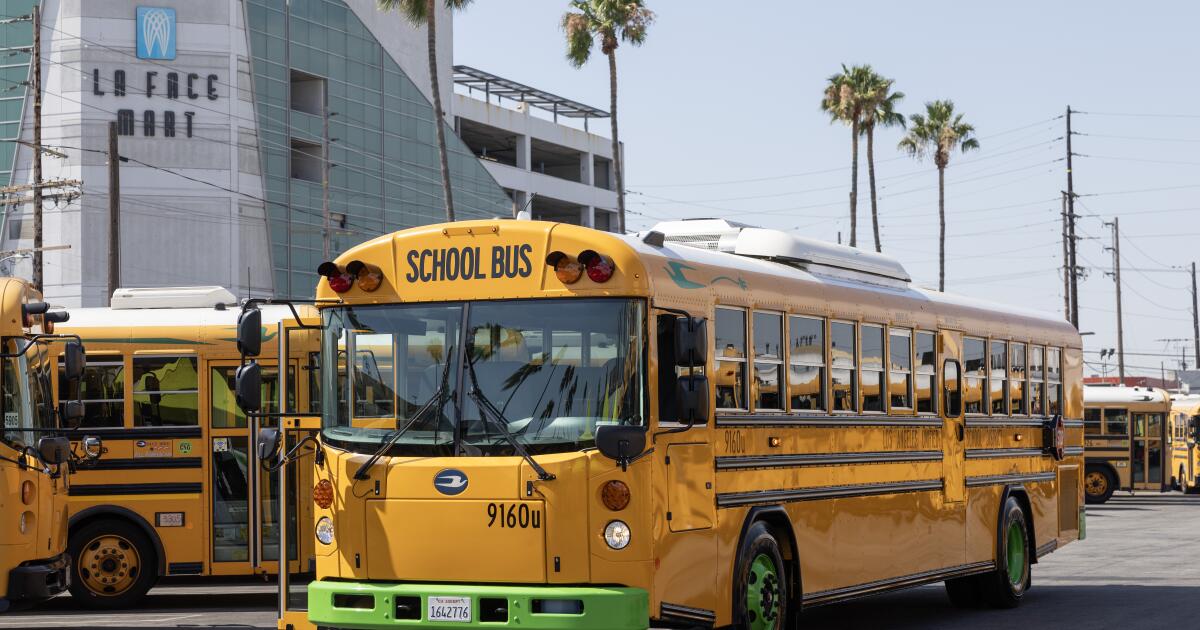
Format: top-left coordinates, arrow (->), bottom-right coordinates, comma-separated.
0,0 -> 623,305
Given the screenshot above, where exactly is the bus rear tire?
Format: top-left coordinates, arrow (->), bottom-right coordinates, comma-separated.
67,518 -> 157,609
732,521 -> 788,630
977,496 -> 1031,609
1184,468 -> 1200,495
1084,465 -> 1115,504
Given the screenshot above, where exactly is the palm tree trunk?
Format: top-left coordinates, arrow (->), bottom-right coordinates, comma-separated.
866,125 -> 881,253
426,0 -> 454,222
607,50 -> 624,233
849,120 -> 859,248
938,165 -> 946,292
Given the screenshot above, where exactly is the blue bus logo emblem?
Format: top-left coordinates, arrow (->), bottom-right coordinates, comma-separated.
136,7 -> 176,60
434,469 -> 468,495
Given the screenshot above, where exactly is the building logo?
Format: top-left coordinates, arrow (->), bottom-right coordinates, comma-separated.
433,469 -> 468,495
136,7 -> 176,60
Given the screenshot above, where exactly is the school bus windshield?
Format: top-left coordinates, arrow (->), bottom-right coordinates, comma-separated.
319,298 -> 646,456
1,340 -> 55,448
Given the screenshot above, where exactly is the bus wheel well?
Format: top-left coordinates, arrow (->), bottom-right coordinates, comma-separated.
737,507 -> 801,606
999,487 -> 1038,566
68,506 -> 165,576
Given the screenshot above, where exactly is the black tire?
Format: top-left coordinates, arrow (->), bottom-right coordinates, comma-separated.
944,574 -> 984,608
977,496 -> 1031,609
732,521 -> 789,630
1185,469 -> 1200,495
67,518 -> 158,609
1084,465 -> 1116,504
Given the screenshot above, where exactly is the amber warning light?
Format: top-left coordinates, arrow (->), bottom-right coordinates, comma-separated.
546,250 -> 615,284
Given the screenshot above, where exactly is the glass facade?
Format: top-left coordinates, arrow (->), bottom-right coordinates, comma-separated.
245,0 -> 512,297
0,1 -> 35,187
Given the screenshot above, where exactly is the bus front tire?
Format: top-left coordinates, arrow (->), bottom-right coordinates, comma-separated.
67,518 -> 158,609
1084,465 -> 1116,504
733,521 -> 788,630
976,496 -> 1031,609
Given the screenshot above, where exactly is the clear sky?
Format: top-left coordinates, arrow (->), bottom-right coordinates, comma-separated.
455,1 -> 1200,379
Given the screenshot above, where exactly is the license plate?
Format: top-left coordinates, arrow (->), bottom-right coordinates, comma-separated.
427,596 -> 472,623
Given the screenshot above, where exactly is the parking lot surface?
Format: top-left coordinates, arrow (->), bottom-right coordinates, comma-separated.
5,492 -> 1196,629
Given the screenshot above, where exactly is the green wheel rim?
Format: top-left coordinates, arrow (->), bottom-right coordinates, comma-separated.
746,553 -> 781,629
1005,522 -> 1026,585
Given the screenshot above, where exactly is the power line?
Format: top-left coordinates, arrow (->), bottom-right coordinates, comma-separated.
1076,110 -> 1200,120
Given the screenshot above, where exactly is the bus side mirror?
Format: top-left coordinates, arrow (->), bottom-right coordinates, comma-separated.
237,307 -> 263,358
82,435 -> 102,460
37,436 -> 70,465
595,424 -> 646,470
62,341 -> 85,384
674,316 -> 707,368
235,362 -> 262,412
257,427 -> 282,462
61,400 -> 84,427
677,374 -> 710,425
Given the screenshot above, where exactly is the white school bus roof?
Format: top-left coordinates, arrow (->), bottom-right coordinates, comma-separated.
314,220 -> 1079,348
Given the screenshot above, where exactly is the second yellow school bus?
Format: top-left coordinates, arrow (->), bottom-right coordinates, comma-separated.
1082,385 -> 1172,504
239,219 -> 1084,629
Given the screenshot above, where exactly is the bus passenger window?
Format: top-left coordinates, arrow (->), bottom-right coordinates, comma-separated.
714,308 -> 747,410
1010,343 -> 1027,415
915,331 -> 936,413
1104,408 -> 1129,436
943,359 -> 962,417
58,355 -> 124,428
830,321 -> 857,412
1084,408 -> 1101,434
1046,348 -> 1063,416
990,341 -> 1008,415
1029,346 -> 1045,415
788,316 -> 825,412
133,356 -> 198,426
752,312 -> 783,411
889,329 -> 912,410
861,325 -> 884,413
963,338 -> 986,414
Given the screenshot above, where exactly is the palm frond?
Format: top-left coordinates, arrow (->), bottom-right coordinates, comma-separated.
378,0 -> 427,24
562,12 -> 594,67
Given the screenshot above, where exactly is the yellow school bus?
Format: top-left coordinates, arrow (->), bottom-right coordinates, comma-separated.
49,287 -> 316,608
0,277 -> 94,612
1082,385 -> 1171,504
237,219 -> 1084,629
1169,395 -> 1200,493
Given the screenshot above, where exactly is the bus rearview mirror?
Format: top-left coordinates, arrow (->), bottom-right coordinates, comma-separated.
37,436 -> 70,465
62,341 -> 86,383
61,400 -> 84,427
595,424 -> 646,468
674,316 -> 707,368
676,374 -> 710,425
257,427 -> 282,462
237,307 -> 263,357
235,362 -> 262,412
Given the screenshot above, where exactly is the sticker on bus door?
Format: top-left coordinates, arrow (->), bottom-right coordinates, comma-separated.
427,596 -> 471,623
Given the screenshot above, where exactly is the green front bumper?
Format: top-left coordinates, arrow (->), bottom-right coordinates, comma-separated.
308,580 -> 648,629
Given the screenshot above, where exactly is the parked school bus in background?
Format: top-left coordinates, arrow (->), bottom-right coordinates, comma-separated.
1169,395 -> 1200,493
1082,385 -> 1171,504
237,219 -> 1084,630
49,287 -> 316,609
0,277 -> 94,612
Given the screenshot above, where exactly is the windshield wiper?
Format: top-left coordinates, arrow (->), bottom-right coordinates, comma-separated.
353,348 -> 454,480
464,355 -> 555,482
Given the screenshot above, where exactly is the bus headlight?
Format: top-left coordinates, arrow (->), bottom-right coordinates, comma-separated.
315,517 -> 335,545
20,480 -> 34,505
604,520 -> 631,550
18,511 -> 29,534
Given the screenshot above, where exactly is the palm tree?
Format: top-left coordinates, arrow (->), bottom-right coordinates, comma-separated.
562,0 -> 654,234
820,64 -> 869,248
379,0 -> 474,222
897,100 -> 979,291
857,70 -> 904,253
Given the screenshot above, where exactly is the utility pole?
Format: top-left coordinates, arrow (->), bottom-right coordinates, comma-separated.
1065,107 -> 1079,328
1104,217 -> 1125,382
321,91 -> 331,261
107,122 -> 120,303
30,6 -> 42,292
1061,192 -> 1070,321
1192,261 -> 1199,373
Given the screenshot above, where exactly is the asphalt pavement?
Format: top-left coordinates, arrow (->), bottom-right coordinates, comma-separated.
5,491 -> 1197,629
